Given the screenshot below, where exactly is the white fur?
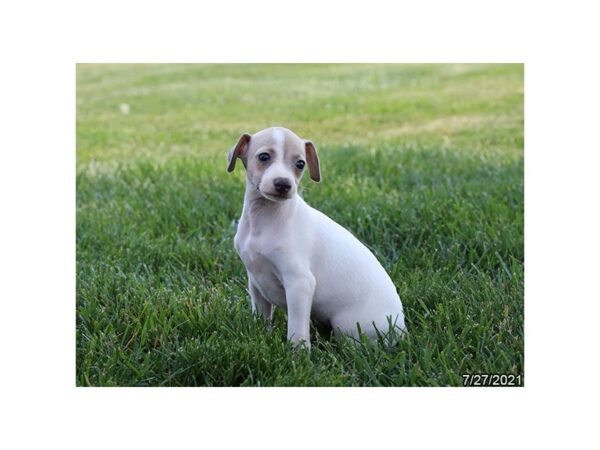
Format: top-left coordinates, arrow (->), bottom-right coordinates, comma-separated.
272,127 -> 285,152
230,127 -> 406,349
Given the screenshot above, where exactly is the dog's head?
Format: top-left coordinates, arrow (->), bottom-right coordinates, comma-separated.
227,127 -> 320,201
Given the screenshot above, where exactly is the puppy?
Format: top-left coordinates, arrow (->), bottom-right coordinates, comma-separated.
228,127 -> 406,349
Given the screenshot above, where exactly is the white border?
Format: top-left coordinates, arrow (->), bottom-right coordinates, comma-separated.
2,0 -> 599,448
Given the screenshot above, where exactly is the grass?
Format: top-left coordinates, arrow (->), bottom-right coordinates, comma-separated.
76,63 -> 524,386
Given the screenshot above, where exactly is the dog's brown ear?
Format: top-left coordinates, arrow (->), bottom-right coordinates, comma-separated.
305,141 -> 321,182
227,133 -> 251,172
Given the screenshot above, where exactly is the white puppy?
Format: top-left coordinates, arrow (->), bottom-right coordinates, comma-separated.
228,127 -> 406,349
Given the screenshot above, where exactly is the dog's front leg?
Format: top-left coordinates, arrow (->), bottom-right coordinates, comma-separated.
283,274 -> 315,350
248,279 -> 273,329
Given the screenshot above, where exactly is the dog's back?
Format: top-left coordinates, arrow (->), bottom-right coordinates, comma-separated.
297,199 -> 406,338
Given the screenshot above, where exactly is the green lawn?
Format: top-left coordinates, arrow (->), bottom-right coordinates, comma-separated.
76,63 -> 524,386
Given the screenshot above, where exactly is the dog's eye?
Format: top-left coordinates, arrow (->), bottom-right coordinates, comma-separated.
296,160 -> 306,170
258,153 -> 270,162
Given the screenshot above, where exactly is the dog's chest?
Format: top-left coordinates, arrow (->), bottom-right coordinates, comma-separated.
235,228 -> 287,307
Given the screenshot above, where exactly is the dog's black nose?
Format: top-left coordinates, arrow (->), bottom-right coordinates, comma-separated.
273,177 -> 292,194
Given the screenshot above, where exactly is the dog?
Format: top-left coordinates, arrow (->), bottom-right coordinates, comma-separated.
228,127 -> 406,349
